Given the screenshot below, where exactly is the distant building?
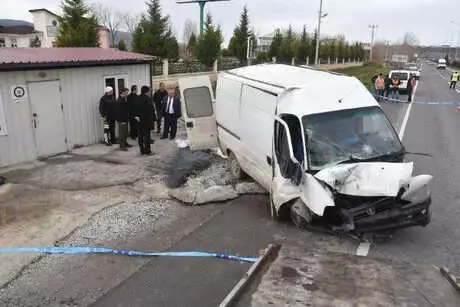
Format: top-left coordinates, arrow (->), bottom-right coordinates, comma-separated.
256,32 -> 275,55
0,8 -> 132,49
0,19 -> 42,48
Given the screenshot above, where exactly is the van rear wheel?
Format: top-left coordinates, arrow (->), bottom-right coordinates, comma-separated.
228,151 -> 246,179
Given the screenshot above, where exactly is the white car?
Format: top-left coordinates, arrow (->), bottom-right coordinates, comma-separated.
407,65 -> 421,80
437,58 -> 447,69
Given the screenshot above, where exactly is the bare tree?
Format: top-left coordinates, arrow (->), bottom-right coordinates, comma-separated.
92,2 -> 123,47
183,19 -> 197,44
122,13 -> 141,34
403,32 -> 420,46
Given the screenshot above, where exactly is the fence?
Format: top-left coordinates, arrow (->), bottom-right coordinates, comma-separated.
155,57 -> 363,78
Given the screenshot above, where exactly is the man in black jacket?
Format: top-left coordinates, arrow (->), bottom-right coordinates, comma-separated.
134,86 -> 156,155
127,85 -> 138,140
99,86 -> 117,146
161,87 -> 182,140
153,82 -> 168,134
116,88 -> 132,151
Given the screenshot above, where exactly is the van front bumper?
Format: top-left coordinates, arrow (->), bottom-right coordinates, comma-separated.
337,197 -> 431,233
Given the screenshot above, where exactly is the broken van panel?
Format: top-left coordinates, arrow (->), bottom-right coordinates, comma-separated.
179,64 -> 433,234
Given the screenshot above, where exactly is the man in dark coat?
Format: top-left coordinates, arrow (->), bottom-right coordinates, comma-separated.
384,74 -> 391,98
99,86 -> 117,146
116,88 -> 133,151
134,86 -> 156,155
161,87 -> 181,140
152,82 -> 168,134
407,75 -> 416,103
127,85 -> 138,140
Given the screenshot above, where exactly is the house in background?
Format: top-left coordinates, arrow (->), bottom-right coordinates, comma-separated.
0,19 -> 42,48
0,48 -> 152,167
0,8 -> 132,49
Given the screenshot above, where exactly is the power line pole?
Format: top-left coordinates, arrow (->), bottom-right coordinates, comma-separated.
314,0 -> 323,65
369,24 -> 378,61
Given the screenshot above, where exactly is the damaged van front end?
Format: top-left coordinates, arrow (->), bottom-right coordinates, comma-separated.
313,163 -> 432,233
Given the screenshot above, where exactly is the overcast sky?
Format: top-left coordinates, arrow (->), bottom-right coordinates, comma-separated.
2,0 -> 460,46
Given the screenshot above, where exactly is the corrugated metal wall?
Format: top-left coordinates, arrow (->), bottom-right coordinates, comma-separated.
0,63 -> 150,167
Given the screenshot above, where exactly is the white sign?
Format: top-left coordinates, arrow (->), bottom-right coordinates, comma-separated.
11,85 -> 28,103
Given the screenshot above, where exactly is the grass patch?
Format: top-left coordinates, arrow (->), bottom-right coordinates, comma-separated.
333,63 -> 389,90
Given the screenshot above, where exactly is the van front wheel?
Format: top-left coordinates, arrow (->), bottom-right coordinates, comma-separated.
228,151 -> 246,179
291,199 -> 313,230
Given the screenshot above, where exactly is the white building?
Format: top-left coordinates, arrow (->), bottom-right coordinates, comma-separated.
0,19 -> 43,48
0,48 -> 153,167
29,8 -> 60,47
256,32 -> 275,55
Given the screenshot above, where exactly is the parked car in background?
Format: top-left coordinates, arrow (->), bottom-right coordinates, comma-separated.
406,64 -> 421,80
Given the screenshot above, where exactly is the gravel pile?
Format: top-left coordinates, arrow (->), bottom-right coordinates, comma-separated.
56,200 -> 172,247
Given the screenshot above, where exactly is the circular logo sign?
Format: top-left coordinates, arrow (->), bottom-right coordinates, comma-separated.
13,86 -> 25,99
52,20 -> 57,26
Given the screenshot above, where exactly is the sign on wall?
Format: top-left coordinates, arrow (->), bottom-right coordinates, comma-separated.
10,85 -> 28,103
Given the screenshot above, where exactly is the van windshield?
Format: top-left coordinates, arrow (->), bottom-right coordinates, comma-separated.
391,72 -> 408,80
303,107 -> 403,170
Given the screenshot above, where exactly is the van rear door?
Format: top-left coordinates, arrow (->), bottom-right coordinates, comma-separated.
178,76 -> 218,150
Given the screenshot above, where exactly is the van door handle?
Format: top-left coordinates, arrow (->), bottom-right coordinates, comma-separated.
186,122 -> 193,128
266,156 -> 272,166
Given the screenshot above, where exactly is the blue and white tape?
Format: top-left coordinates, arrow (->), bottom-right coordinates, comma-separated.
0,247 -> 258,263
372,93 -> 460,106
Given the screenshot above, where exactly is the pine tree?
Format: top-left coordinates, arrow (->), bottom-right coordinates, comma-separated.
132,0 -> 179,59
228,6 -> 253,63
295,25 -> 309,62
196,14 -> 223,68
269,29 -> 283,60
117,39 -> 127,51
56,0 -> 99,47
279,25 -> 295,63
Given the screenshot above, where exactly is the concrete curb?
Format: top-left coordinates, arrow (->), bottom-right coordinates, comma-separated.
437,266 -> 460,294
218,244 -> 280,307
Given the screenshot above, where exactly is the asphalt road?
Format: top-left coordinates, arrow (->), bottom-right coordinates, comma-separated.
93,62 -> 460,307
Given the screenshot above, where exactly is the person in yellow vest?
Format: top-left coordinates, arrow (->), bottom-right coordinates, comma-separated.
374,73 -> 385,101
450,72 -> 459,89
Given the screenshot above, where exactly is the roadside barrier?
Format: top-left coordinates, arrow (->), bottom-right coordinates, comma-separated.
0,247 -> 258,263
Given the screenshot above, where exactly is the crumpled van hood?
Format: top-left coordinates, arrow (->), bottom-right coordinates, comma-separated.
314,162 -> 414,197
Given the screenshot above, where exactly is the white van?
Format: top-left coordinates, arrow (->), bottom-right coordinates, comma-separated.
179,64 -> 432,234
437,58 -> 447,69
389,70 -> 411,93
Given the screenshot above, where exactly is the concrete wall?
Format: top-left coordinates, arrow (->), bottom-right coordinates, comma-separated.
0,63 -> 150,166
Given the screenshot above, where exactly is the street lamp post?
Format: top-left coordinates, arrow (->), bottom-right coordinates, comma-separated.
369,24 -> 378,61
314,0 -> 327,65
384,40 -> 391,63
176,0 -> 229,36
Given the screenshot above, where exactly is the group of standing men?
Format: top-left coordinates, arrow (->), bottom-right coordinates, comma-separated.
373,73 -> 416,103
98,82 -> 181,155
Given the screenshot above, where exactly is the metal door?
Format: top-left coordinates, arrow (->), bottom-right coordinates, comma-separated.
28,80 -> 67,156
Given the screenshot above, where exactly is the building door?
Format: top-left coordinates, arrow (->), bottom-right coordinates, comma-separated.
28,80 -> 67,157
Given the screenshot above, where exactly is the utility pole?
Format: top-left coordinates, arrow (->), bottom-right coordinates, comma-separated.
384,40 -> 391,63
314,0 -> 324,65
176,0 -> 229,36
369,24 -> 378,61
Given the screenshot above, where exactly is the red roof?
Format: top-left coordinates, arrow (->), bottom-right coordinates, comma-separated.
0,48 -> 153,70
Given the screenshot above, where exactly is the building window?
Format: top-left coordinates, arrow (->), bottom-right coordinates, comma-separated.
0,39 -> 5,47
10,39 -> 17,48
0,93 -> 7,136
104,75 -> 128,99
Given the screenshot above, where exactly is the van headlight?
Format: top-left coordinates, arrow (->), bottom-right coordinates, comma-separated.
401,175 -> 433,203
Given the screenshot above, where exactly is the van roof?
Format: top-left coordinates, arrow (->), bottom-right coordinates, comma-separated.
225,64 -> 351,90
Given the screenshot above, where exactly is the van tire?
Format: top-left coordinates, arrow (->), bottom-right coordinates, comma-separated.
228,151 -> 246,180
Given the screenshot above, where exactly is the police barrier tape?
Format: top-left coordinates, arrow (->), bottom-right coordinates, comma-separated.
372,93 -> 460,105
0,247 -> 258,263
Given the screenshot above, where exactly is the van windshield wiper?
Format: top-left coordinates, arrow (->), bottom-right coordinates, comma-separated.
336,151 -> 404,165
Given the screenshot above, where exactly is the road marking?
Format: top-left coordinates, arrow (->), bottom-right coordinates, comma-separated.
398,80 -> 419,140
356,242 -> 371,256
